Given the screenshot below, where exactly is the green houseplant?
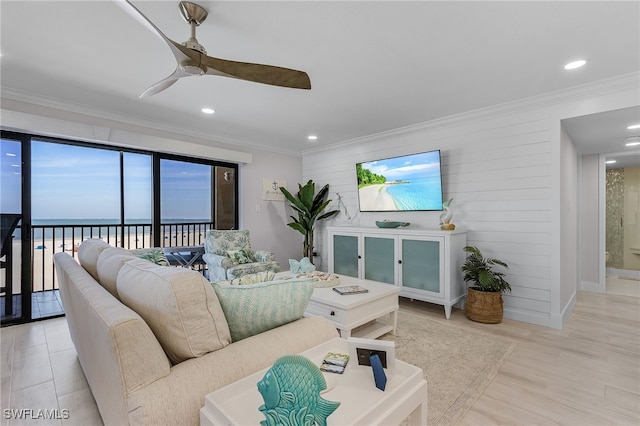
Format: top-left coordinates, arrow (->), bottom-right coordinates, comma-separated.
280,180 -> 339,263
461,245 -> 511,323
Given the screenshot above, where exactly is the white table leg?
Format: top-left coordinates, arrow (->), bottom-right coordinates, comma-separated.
409,382 -> 428,425
390,309 -> 398,335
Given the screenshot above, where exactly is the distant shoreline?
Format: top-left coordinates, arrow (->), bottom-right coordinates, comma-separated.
358,184 -> 398,210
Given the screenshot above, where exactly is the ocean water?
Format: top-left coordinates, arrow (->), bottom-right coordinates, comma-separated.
385,176 -> 443,211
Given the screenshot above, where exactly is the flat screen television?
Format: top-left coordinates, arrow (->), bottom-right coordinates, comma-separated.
356,150 -> 443,212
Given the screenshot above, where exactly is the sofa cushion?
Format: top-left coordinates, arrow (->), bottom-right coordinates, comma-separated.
117,259 -> 231,364
96,247 -> 137,297
129,247 -> 170,266
77,239 -> 111,281
212,278 -> 315,342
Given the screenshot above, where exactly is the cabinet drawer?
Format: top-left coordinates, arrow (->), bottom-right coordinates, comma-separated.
305,301 -> 344,323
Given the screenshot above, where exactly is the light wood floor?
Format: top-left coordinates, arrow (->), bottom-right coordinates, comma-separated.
1,275 -> 638,426
404,274 -> 640,426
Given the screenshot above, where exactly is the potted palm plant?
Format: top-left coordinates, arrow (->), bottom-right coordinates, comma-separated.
461,245 -> 511,323
280,180 -> 339,263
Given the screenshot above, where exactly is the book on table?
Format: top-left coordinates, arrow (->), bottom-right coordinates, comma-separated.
320,352 -> 350,374
332,285 -> 369,295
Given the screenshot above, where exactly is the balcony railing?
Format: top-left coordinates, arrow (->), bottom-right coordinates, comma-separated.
27,221 -> 214,293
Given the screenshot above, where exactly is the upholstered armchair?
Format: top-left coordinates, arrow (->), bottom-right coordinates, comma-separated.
203,230 -> 279,282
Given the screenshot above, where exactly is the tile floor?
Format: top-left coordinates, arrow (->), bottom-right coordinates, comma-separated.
1,317 -> 102,426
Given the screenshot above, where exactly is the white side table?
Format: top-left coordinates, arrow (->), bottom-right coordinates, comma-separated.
302,274 -> 400,339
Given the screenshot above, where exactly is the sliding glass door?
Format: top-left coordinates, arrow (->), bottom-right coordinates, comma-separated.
1,131 -> 238,325
1,136 -> 28,322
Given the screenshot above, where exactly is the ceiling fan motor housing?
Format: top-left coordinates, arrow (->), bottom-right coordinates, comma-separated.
179,1 -> 208,26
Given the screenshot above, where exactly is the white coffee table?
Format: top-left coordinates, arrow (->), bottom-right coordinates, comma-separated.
200,337 -> 427,426
302,274 -> 400,339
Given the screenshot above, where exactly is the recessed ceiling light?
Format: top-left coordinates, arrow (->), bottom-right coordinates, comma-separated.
626,136 -> 640,147
627,124 -> 640,130
605,160 -> 617,164
201,107 -> 215,114
307,135 -> 318,141
564,59 -> 586,70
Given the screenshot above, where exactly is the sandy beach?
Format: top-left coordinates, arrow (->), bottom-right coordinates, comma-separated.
358,184 -> 398,211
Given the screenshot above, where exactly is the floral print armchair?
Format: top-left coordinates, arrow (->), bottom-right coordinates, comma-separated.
203,230 -> 279,282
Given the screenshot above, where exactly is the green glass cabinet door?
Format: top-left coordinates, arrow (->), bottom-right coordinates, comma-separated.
333,234 -> 359,277
364,236 -> 395,284
401,238 -> 442,294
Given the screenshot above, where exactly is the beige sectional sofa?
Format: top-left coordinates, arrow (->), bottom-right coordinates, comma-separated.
53,239 -> 338,425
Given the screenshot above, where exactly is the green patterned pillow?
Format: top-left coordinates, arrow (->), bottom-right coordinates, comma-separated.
227,249 -> 253,264
129,248 -> 170,266
212,278 -> 315,341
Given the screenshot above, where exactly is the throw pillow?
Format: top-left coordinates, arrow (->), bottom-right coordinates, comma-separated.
212,278 -> 315,341
117,259 -> 231,364
129,247 -> 170,266
227,249 -> 253,265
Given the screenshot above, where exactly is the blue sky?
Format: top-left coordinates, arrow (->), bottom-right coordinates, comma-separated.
1,139 -> 212,220
360,150 -> 441,181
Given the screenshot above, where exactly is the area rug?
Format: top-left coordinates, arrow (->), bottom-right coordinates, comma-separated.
380,310 -> 517,426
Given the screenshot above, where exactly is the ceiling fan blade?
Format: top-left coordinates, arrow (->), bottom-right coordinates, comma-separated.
201,55 -> 311,90
116,0 -> 195,63
139,67 -> 191,98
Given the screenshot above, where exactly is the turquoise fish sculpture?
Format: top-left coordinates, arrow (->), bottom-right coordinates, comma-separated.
257,355 -> 340,426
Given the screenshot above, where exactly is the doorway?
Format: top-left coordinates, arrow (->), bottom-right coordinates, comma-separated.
562,106 -> 640,294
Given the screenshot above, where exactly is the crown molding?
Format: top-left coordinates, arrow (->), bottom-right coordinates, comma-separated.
303,72 -> 640,155
0,88 -> 302,158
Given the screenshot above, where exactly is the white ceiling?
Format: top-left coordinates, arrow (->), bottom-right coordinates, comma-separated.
1,1 -> 639,159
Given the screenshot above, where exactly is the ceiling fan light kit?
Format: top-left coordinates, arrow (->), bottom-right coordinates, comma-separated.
121,0 -> 311,98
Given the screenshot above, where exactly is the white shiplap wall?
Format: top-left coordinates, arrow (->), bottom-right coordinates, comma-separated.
303,73 -> 639,328
304,109 -> 555,325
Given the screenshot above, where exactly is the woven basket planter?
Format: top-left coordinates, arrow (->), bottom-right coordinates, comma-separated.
465,287 -> 503,324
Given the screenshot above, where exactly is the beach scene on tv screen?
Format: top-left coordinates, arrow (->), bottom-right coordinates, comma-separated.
357,151 -> 443,211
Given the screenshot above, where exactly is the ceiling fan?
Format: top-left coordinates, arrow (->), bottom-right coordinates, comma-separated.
117,0 -> 311,98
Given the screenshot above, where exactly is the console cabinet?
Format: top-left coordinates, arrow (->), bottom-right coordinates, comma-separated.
327,226 -> 467,319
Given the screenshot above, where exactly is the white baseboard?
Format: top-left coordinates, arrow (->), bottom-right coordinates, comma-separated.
551,291 -> 577,329
503,308 -> 551,328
